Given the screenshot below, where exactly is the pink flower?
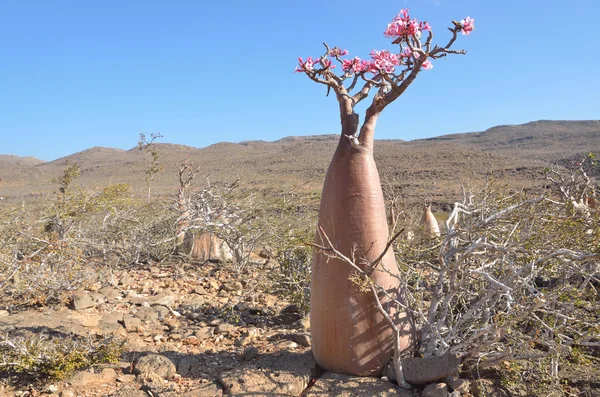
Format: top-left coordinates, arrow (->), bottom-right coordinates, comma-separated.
421,60 -> 433,70
328,47 -> 349,57
342,57 -> 364,73
460,17 -> 475,35
369,50 -> 400,73
399,47 -> 412,59
399,9 -> 410,21
420,21 -> 431,32
295,56 -> 318,73
319,58 -> 336,69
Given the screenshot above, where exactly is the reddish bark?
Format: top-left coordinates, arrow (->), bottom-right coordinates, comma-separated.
311,103 -> 413,375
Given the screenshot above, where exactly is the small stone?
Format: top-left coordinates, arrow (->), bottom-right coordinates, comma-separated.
243,346 -> 259,361
101,368 -> 117,381
422,383 -> 449,397
134,354 -> 176,379
135,306 -> 159,322
150,293 -> 176,308
99,286 -> 121,300
216,323 -> 236,334
0,310 -> 9,317
117,374 -> 136,383
193,286 -> 207,295
446,377 -> 469,393
70,293 -> 96,310
48,385 -> 59,393
195,327 -> 214,341
280,304 -> 300,314
123,316 -> 144,332
449,391 -> 461,397
278,312 -> 302,325
278,340 -> 298,350
402,353 -> 461,384
289,334 -> 311,347
59,392 -> 75,397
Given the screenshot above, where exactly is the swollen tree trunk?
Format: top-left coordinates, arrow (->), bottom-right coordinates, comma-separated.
311,102 -> 413,376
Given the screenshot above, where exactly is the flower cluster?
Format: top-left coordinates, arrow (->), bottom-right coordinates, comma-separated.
460,17 -> 475,35
383,9 -> 431,39
295,9 -> 475,75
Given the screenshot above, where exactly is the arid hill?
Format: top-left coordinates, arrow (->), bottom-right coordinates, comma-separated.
1,120 -> 598,205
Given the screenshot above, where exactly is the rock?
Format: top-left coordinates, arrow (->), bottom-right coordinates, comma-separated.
295,317 -> 310,331
243,346 -> 259,361
422,383 -> 449,397
99,286 -> 122,300
108,389 -> 148,397
216,323 -> 236,334
177,355 -> 202,377
218,351 -> 315,396
280,304 -> 300,314
129,295 -> 149,305
116,374 -> 136,383
446,377 -> 470,393
159,382 -> 223,397
278,312 -> 303,325
288,333 -> 311,347
449,391 -> 461,397
195,327 -> 214,341
48,385 -> 59,393
278,340 -> 298,350
304,372 -> 412,397
68,368 -> 115,387
69,293 -> 96,310
149,293 -> 177,308
99,312 -> 125,336
101,368 -> 118,381
59,391 -> 75,397
134,306 -> 159,322
134,354 -> 176,379
123,316 -> 144,332
402,353 -> 461,384
0,310 -> 9,317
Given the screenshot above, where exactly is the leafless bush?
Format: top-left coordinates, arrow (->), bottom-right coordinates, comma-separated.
182,178 -> 270,272
314,155 -> 599,383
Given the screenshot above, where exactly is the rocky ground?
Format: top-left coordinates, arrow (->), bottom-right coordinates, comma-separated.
0,260 -> 597,397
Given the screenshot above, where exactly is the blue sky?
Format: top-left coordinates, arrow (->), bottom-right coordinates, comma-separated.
1,0 -> 598,161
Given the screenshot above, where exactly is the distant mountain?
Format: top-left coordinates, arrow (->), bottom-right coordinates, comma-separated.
422,120 -> 600,159
1,120 -> 598,206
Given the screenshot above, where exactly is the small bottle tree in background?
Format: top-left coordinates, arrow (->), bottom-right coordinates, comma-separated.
138,132 -> 163,204
296,10 -> 474,376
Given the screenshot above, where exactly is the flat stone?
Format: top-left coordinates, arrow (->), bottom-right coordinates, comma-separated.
116,374 -> 136,383
134,354 -> 176,379
195,327 -> 214,341
123,316 -> 144,332
68,368 -> 115,387
134,306 -> 162,322
99,287 -> 122,300
149,293 -> 176,308
218,351 -> 315,396
446,376 -> 470,393
70,293 -> 96,310
278,312 -> 302,325
0,310 -> 10,318
402,353 -> 461,384
177,355 -> 202,377
304,372 -> 411,397
288,333 -> 311,347
422,383 -> 449,397
243,346 -> 259,361
216,323 -> 236,334
159,382 -> 223,397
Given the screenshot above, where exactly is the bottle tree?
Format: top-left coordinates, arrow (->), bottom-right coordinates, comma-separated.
296,10 -> 474,376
